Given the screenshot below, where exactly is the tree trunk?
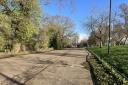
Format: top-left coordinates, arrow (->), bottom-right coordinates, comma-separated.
113,41 -> 116,46
100,41 -> 103,48
124,36 -> 128,45
21,44 -> 26,52
11,43 -> 21,54
118,37 -> 123,45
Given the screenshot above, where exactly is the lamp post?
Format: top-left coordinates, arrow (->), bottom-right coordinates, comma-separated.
108,0 -> 112,55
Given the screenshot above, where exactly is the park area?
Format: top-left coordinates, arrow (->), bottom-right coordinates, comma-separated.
0,0 -> 128,85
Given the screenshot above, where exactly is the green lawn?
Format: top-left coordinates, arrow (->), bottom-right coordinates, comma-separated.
89,45 -> 128,77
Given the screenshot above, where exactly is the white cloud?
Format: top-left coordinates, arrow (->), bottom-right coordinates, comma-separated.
78,33 -> 89,42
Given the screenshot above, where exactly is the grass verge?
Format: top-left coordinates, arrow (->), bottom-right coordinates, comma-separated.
86,45 -> 128,85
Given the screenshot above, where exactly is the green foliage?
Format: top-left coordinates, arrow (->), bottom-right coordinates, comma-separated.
43,24 -> 63,49
41,36 -> 49,49
41,15 -> 75,49
50,32 -> 63,49
0,36 -> 6,49
37,30 -> 50,50
63,38 -> 72,47
0,0 -> 75,52
0,13 -> 12,37
14,17 -> 37,42
89,45 -> 128,80
0,0 -> 41,52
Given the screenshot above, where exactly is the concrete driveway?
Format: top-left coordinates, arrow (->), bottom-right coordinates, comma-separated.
0,48 -> 93,85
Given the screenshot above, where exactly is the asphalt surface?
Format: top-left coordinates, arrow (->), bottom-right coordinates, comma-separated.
0,48 -> 93,85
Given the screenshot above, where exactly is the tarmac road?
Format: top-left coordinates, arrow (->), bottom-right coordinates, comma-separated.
0,48 -> 93,85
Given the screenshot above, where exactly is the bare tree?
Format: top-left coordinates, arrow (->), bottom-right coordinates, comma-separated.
119,3 -> 128,45
84,13 -> 109,48
112,23 -> 125,45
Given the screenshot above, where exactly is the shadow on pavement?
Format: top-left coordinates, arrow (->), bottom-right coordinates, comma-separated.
37,60 -> 54,64
0,59 -> 56,85
0,73 -> 24,85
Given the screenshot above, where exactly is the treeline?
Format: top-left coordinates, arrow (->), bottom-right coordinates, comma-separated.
84,3 -> 128,48
0,0 -> 78,53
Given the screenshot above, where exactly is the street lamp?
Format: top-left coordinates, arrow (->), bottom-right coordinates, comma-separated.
108,0 -> 112,55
